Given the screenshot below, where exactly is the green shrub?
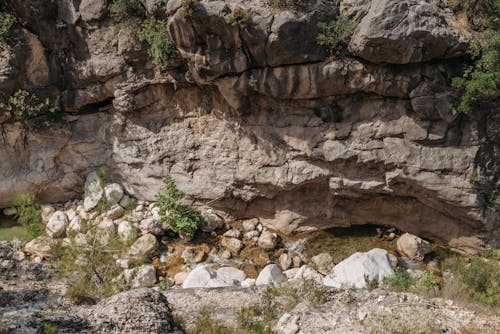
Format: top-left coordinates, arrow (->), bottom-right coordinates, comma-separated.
450,0 -> 499,115
138,17 -> 177,67
452,30 -> 499,114
189,311 -> 233,334
383,267 -> 416,291
180,0 -> 198,19
12,193 -> 44,239
225,7 -> 251,28
448,0 -> 499,30
108,0 -> 145,25
442,255 -> 500,309
0,11 -> 15,45
0,90 -> 62,130
39,321 -> 59,334
317,15 -> 357,57
156,174 -> 202,238
384,267 -> 438,295
54,235 -> 128,304
237,306 -> 272,334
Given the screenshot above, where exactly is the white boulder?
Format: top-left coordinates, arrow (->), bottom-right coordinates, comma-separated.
123,265 -> 157,288
323,248 -> 394,289
258,231 -> 279,250
46,211 -> 68,238
67,216 -> 84,235
256,264 -> 285,286
241,278 -> 256,288
83,171 -> 104,212
104,183 -> 124,205
128,233 -> 158,259
182,265 -> 235,288
217,267 -> 246,282
117,220 -> 135,242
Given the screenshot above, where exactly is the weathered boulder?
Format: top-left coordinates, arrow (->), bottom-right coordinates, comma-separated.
200,208 -> 225,232
128,233 -> 158,259
293,265 -> 324,285
104,183 -> 124,205
217,266 -> 246,282
396,233 -> 433,261
122,265 -> 157,288
220,237 -> 243,254
311,253 -> 334,275
182,265 -> 235,288
24,236 -> 53,259
279,253 -> 292,271
258,231 -> 279,250
117,220 -> 135,242
41,205 -> 55,223
67,216 -> 84,235
140,218 -> 167,236
89,288 -> 174,333
174,271 -> 189,285
348,0 -> 469,63
83,172 -> 104,212
255,264 -> 285,286
104,204 -> 125,220
323,248 -> 394,289
95,218 -> 116,245
46,211 -> 68,238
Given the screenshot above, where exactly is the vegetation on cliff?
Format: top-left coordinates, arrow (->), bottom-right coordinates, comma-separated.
0,4 -> 15,45
450,0 -> 499,114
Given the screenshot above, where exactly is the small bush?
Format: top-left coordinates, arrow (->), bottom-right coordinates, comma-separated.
180,0 -> 198,19
39,321 -> 59,334
451,30 -> 499,114
108,0 -> 145,26
0,11 -> 15,45
0,90 -> 62,130
317,15 -> 357,57
383,267 -> 416,291
54,233 -> 130,303
156,174 -> 202,238
138,17 -> 178,67
12,193 -> 44,239
237,306 -> 272,334
189,311 -> 233,334
225,7 -> 251,28
448,0 -> 499,30
384,267 -> 438,295
442,255 -> 500,309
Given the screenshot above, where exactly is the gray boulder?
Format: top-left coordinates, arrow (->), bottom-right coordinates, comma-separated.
323,248 -> 394,289
255,264 -> 285,286
46,211 -> 68,238
182,265 -> 235,288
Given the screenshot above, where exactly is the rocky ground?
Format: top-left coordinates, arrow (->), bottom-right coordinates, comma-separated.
1,259 -> 499,333
1,171 -> 499,333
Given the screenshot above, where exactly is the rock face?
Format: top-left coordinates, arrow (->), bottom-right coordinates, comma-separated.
324,248 -> 394,289
0,0 -> 498,250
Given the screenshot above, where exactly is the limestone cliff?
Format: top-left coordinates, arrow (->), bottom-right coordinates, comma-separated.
0,0 -> 498,250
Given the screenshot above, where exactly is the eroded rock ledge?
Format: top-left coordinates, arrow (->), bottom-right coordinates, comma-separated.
0,0 -> 498,249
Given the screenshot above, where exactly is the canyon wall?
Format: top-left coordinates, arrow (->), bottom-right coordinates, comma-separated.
0,0 -> 498,249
